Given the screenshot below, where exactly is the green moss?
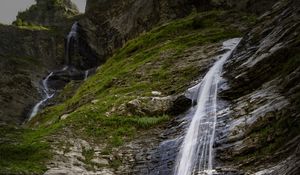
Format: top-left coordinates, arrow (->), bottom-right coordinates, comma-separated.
110,159 -> 122,169
18,25 -> 50,31
13,17 -> 50,31
69,114 -> 169,147
82,148 -> 94,163
0,126 -> 54,174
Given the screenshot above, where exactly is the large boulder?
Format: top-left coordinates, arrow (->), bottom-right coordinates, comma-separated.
108,94 -> 192,117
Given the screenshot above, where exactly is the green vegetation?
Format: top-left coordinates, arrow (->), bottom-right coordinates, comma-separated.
18,25 -> 50,31
13,18 -> 49,30
0,126 -> 54,174
82,148 -> 95,170
31,10 -> 249,127
13,0 -> 79,28
110,159 -> 122,169
28,9 -> 253,150
1,10 -> 255,174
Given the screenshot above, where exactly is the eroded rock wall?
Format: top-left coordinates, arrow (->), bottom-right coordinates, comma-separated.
0,25 -> 64,124
216,0 -> 300,174
15,0 -> 79,27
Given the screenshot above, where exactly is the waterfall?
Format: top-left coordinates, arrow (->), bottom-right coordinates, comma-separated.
28,72 -> 54,120
84,70 -> 89,81
66,22 -> 79,65
174,38 -> 241,175
28,22 -> 80,121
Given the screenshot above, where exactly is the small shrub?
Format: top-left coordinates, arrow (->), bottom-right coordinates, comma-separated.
192,16 -> 205,29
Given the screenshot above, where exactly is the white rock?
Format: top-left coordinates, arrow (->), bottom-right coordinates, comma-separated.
151,91 -> 162,96
60,114 -> 70,120
91,158 -> 109,165
91,99 -> 99,104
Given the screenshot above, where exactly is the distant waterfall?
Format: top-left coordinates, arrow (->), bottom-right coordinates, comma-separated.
29,72 -> 54,120
174,38 -> 241,175
66,22 -> 79,66
84,70 -> 89,81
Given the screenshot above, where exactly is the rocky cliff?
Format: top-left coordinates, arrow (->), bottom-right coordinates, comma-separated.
0,24 -> 64,125
218,0 -> 300,173
14,0 -> 79,27
0,0 -> 83,125
79,0 -> 278,72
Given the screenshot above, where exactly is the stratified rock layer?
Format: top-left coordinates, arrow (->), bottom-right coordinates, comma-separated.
216,0 -> 300,174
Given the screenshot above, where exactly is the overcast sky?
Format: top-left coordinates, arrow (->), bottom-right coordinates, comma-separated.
0,0 -> 86,24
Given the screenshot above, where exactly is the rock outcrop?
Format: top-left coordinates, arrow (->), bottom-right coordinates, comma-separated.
0,1 -> 90,124
80,0 -> 205,67
0,24 -> 64,124
215,0 -> 300,174
14,0 -> 79,27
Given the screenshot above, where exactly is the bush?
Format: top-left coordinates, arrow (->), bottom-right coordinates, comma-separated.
192,16 -> 205,29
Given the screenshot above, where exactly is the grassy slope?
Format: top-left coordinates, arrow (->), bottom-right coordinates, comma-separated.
0,10 -> 255,174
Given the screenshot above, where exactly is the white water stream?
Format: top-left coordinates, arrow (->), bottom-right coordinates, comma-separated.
28,22 -> 79,121
174,38 -> 241,175
66,22 -> 78,65
84,70 -> 89,81
28,72 -> 54,120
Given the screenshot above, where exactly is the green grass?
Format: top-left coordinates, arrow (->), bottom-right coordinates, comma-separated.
18,25 -> 50,31
30,10 -> 249,127
2,10 -> 255,173
0,125 -> 56,174
70,114 -> 169,147
26,9 -> 254,152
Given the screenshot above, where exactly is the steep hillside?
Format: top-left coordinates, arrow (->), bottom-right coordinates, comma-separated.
0,9 -> 255,174
0,0 -> 299,174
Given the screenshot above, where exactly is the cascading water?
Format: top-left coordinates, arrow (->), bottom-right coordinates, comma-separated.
84,70 -> 89,81
66,22 -> 79,66
28,22 -> 80,121
174,38 -> 241,175
28,72 -> 54,120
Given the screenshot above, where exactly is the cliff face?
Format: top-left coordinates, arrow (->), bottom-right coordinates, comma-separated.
80,0 -> 203,66
0,25 -> 65,125
217,0 -> 300,173
14,0 -> 79,27
0,0 -> 82,125
1,0 -> 299,174
80,0 -> 277,69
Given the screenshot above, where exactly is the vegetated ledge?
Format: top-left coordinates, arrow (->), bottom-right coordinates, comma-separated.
0,10 -> 256,174
13,0 -> 79,27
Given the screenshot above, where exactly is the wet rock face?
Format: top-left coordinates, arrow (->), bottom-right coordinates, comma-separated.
0,25 -> 64,124
217,0 -> 300,173
65,22 -> 101,70
81,0 -> 204,67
